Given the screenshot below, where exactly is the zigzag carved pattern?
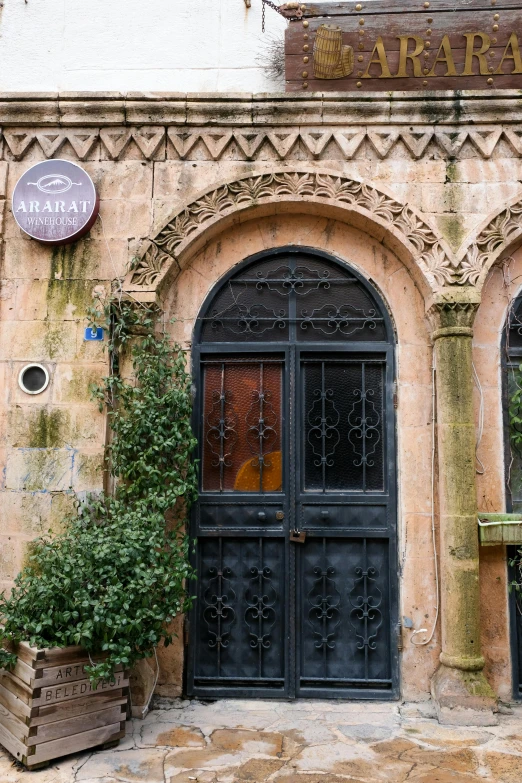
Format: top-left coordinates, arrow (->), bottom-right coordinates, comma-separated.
2,126 -> 522,161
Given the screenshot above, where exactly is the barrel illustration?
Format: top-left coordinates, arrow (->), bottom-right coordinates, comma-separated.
313,24 -> 354,80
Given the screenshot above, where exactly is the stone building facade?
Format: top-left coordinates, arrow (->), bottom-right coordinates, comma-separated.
1,90 -> 522,722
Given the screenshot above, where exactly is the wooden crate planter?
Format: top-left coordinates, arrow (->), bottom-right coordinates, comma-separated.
478,514 -> 522,546
0,642 -> 129,770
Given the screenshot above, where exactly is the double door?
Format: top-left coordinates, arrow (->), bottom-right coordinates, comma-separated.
187,342 -> 398,699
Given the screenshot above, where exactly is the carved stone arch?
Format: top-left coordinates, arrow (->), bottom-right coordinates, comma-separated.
455,192 -> 522,289
123,167 -> 456,300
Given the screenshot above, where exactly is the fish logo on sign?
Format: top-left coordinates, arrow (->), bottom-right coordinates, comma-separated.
26,174 -> 82,194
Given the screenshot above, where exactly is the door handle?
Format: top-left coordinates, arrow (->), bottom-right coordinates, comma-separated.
258,511 -> 266,521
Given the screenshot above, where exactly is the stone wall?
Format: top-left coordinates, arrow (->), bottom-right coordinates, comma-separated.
0,92 -> 520,700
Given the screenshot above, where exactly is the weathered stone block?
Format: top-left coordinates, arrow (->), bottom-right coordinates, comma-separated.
7,404 -> 105,449
0,490 -> 52,536
0,321 -> 78,361
0,534 -> 22,580
52,363 -> 107,404
50,490 -> 78,533
88,200 -> 152,241
59,99 -> 126,126
83,161 -> 153,200
46,279 -> 108,321
0,278 -> 16,321
71,449 -> 105,492
0,161 -> 8,199
4,448 -> 73,492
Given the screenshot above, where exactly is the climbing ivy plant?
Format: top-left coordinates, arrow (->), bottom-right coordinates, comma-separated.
0,293 -> 198,683
507,365 -> 522,593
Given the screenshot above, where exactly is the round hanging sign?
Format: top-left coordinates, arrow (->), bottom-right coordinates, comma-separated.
12,159 -> 99,244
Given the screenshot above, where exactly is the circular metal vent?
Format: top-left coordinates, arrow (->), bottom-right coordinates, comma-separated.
18,364 -> 50,395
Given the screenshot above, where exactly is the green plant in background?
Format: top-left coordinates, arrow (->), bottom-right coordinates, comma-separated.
509,365 -> 522,458
0,294 -> 198,683
508,364 -> 522,593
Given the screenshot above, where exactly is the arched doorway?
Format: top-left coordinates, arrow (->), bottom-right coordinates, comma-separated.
186,246 -> 399,699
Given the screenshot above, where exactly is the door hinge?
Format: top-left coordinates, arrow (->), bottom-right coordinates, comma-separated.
393,382 -> 398,409
184,619 -> 190,647
396,621 -> 403,652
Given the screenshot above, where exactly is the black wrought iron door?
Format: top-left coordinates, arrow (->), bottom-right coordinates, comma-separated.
187,247 -> 399,699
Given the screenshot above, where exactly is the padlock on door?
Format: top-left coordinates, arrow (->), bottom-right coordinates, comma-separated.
290,528 -> 306,543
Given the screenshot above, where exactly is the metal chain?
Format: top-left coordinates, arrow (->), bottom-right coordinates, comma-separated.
262,0 -> 302,33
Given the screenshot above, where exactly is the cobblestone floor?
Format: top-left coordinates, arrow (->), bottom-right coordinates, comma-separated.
2,699 -> 522,782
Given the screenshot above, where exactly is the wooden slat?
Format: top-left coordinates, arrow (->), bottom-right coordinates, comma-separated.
0,682 -> 32,721
286,10 -> 522,52
34,645 -> 90,669
29,723 -> 124,766
3,641 -> 42,667
31,692 -> 127,726
286,74 -> 522,90
32,673 -> 129,707
301,0 -> 522,17
28,706 -> 125,746
0,719 -> 28,762
37,662 -> 123,688
0,703 -> 29,743
0,671 -> 33,705
11,658 -> 39,687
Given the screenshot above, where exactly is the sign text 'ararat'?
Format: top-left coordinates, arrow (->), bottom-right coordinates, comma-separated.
284,0 -> 522,91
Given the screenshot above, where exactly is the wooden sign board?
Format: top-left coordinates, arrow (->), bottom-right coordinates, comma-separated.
284,0 -> 522,91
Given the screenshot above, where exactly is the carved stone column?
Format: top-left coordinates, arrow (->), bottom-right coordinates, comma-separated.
428,288 -> 497,726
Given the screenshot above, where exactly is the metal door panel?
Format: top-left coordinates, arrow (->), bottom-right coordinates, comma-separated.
187,247 -> 398,700
297,537 -> 393,696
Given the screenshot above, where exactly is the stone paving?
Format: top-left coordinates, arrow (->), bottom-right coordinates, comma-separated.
2,699 -> 522,782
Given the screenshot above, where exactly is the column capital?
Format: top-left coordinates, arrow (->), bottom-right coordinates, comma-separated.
427,287 -> 481,337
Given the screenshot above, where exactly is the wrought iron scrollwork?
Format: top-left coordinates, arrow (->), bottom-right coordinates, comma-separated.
348,563 -> 383,654
244,567 -> 277,653
254,264 -> 332,296
245,363 -> 279,490
205,363 -> 238,491
307,363 -> 340,490
347,365 -> 382,489
307,565 -> 341,652
200,258 -> 384,340
203,565 -> 236,653
300,304 -> 380,337
210,302 -> 287,337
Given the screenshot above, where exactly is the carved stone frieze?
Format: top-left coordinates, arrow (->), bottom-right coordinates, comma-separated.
125,170 -> 455,294
3,125 -> 522,162
456,198 -> 522,286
